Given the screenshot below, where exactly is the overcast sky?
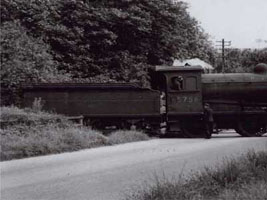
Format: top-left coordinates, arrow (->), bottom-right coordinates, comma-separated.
182,0 -> 267,49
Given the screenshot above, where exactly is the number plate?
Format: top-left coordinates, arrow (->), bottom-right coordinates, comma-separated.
169,96 -> 200,104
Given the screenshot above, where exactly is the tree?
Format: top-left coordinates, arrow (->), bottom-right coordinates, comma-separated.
0,21 -> 69,105
214,48 -> 267,73
1,0 -> 215,83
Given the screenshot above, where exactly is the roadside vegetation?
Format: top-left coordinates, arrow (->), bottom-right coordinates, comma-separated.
108,130 -> 149,145
0,106 -> 149,161
125,150 -> 267,200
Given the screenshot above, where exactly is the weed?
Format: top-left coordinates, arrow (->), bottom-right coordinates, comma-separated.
0,106 -> 108,160
0,123 -> 108,160
31,97 -> 44,112
0,106 -> 150,161
107,130 -> 149,145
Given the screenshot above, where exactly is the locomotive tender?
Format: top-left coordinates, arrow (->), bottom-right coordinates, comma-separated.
23,63 -> 267,138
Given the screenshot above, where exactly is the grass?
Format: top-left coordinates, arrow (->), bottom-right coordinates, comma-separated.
0,106 -> 108,160
1,125 -> 108,161
107,130 -> 149,145
218,181 -> 267,200
0,106 -> 150,161
125,150 -> 267,200
1,106 -> 66,125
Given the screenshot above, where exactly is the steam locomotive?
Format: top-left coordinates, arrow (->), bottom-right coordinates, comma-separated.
23,63 -> 267,138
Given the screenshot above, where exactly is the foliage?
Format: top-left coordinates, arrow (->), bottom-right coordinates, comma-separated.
215,48 -> 267,73
0,106 -> 151,161
0,106 -> 69,126
218,181 -> 267,200
0,21 -> 54,85
1,0 -> 215,84
31,97 -> 45,113
0,106 -> 108,160
107,130 -> 149,145
0,21 -> 70,105
1,124 -> 108,161
125,150 -> 267,200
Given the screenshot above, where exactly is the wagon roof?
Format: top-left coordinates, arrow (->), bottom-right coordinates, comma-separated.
22,82 -> 152,91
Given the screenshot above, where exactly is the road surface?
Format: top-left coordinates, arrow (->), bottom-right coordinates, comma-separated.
1,131 -> 267,200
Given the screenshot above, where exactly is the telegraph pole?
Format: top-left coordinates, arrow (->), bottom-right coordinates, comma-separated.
216,39 -> 231,73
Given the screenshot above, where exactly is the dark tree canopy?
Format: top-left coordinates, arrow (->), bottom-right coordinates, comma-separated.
1,0 -> 215,84
0,21 -> 70,105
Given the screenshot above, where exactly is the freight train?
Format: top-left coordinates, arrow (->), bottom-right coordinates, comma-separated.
23,63 -> 267,138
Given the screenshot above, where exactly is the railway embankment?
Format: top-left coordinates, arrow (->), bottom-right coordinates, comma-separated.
125,150 -> 267,200
0,106 -> 149,161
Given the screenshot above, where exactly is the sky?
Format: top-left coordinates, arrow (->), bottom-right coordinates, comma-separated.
181,0 -> 267,49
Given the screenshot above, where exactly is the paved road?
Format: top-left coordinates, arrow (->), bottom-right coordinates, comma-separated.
1,131 -> 267,200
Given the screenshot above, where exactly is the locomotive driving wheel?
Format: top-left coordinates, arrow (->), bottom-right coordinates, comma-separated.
182,126 -> 199,138
235,117 -> 266,137
181,120 -> 207,138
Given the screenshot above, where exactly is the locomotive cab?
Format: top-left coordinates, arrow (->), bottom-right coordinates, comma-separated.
152,66 -> 205,136
153,65 -> 203,115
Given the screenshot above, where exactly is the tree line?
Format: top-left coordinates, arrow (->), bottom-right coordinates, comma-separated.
1,0 -> 266,105
215,48 -> 267,73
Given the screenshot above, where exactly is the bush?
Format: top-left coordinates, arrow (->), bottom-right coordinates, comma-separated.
0,106 -> 108,160
1,124 -> 108,161
0,106 -> 152,161
108,130 -> 149,145
0,106 -> 69,127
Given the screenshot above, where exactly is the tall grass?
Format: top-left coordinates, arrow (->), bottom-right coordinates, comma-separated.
107,130 -> 149,145
0,106 -> 108,160
1,124 -> 108,161
0,106 -> 150,161
125,150 -> 267,200
0,106 -> 68,126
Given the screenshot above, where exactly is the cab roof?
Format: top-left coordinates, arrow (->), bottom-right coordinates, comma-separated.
154,65 -> 203,72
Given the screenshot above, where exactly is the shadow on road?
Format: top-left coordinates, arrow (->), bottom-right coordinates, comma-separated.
160,131 -> 267,139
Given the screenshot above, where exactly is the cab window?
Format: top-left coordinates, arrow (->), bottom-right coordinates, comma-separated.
171,76 -> 184,90
186,76 -> 197,90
